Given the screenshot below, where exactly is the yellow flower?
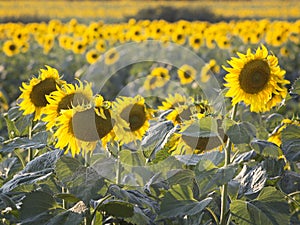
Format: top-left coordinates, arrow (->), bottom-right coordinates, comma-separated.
42,80 -> 93,130
54,95 -> 115,156
223,45 -> 290,113
3,40 -> 19,57
189,34 -> 203,51
171,29 -> 186,45
86,49 -> 102,64
158,93 -> 193,111
200,59 -> 220,83
177,64 -> 197,85
94,95 -> 115,147
112,95 -> 153,144
143,67 -> 170,90
18,66 -> 65,121
104,48 -> 120,65
166,100 -> 211,125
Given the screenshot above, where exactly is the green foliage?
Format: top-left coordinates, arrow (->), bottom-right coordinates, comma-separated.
230,187 -> 290,225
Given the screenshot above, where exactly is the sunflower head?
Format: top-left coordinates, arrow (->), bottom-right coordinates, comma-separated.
158,93 -> 194,111
223,45 -> 290,113
18,66 -> 65,121
42,80 -> 93,130
112,95 -> 153,144
177,64 -> 197,85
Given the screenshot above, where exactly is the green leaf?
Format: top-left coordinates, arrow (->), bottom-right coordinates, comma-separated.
251,140 -> 281,158
142,120 -> 177,160
279,171 -> 300,194
159,184 -> 212,219
195,163 -> 237,195
290,77 -> 300,95
281,124 -> 300,162
234,165 -> 267,197
265,113 -> 284,133
230,187 -> 290,225
20,191 -> 58,220
167,169 -> 195,186
55,193 -> 80,204
181,117 -> 219,138
0,131 -> 48,153
55,156 -> 105,204
175,150 -> 224,166
226,122 -> 256,144
99,200 -> 134,218
120,149 -> 146,166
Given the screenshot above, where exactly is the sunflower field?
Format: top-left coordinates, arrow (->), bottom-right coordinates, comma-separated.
0,1 -> 300,225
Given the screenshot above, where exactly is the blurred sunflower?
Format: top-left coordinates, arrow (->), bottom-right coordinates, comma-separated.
104,48 -> 119,65
42,80 -> 93,130
112,95 -> 153,144
3,40 -> 19,57
144,67 -> 170,90
95,39 -> 107,53
72,40 -> 87,54
200,59 -> 220,83
223,45 -> 290,113
86,49 -> 102,64
177,64 -> 197,85
18,66 -> 65,121
166,100 -> 211,125
158,93 -> 193,111
189,34 -> 203,51
171,29 -> 186,45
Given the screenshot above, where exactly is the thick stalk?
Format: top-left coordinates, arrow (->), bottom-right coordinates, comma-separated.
220,103 -> 238,225
27,121 -> 33,161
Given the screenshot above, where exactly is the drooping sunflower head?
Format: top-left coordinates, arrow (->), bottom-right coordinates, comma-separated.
18,66 -> 65,121
42,80 -> 93,130
223,45 -> 290,113
177,64 -> 197,85
112,95 -> 153,144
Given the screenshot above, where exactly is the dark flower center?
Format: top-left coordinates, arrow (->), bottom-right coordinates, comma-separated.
120,103 -> 146,132
239,59 -> 270,94
30,78 -> 58,107
57,93 -> 90,113
71,108 -> 113,142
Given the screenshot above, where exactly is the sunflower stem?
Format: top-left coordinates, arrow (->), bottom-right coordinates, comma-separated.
116,144 -> 122,185
220,103 -> 238,225
27,121 -> 33,161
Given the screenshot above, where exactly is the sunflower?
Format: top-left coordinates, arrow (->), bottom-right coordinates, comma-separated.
3,40 -> 19,57
171,29 -> 186,45
158,93 -> 193,111
54,95 -> 115,156
42,80 -> 93,130
177,64 -> 197,85
166,100 -> 211,125
112,95 -> 153,144
18,66 -> 65,121
223,45 -> 290,113
144,67 -> 170,90
200,59 -> 220,83
104,48 -> 120,65
86,49 -> 102,64
189,34 -> 203,51
94,95 -> 115,147
171,118 -> 226,155
54,106 -> 97,157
